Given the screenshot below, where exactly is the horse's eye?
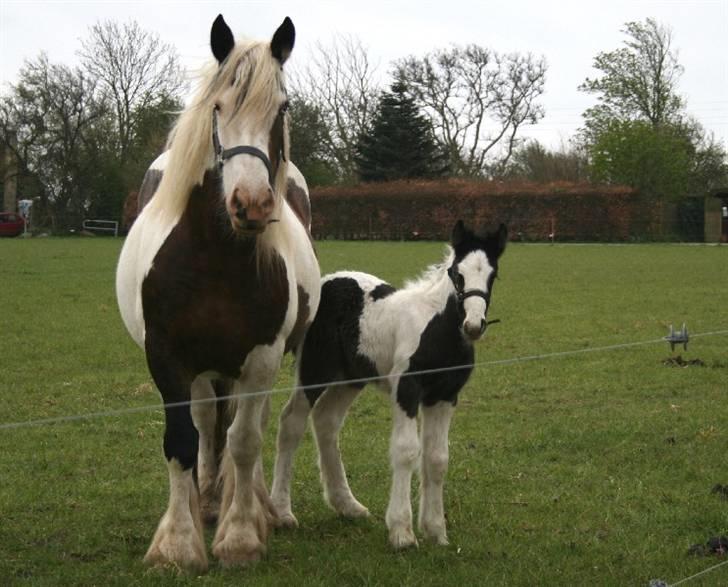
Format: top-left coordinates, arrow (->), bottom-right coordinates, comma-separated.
457,274 -> 465,290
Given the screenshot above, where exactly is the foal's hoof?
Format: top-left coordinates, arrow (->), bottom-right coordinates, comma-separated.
337,500 -> 370,520
389,526 -> 419,550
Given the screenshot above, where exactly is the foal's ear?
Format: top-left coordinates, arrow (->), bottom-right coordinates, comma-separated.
271,17 -> 295,64
211,14 -> 235,64
451,219 -> 466,248
492,223 -> 508,257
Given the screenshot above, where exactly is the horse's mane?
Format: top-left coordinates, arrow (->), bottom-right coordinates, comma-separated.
402,246 -> 455,294
146,39 -> 290,259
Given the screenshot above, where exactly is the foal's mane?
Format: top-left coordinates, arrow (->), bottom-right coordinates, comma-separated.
146,39 -> 289,228
403,246 -> 455,294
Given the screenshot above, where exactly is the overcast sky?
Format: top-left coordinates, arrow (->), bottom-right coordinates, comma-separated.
1,0 -> 726,149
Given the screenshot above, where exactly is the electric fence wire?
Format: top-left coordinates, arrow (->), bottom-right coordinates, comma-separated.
1,328 -> 727,432
2,328 -> 728,584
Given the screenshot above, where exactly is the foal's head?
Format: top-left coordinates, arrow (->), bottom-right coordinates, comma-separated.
448,220 -> 508,341
207,15 -> 294,235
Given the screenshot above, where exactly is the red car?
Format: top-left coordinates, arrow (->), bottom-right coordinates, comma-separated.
0,212 -> 26,237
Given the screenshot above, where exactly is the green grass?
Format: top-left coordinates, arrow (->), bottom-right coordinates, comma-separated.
0,237 -> 727,586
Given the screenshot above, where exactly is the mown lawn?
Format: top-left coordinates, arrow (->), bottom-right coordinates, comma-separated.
0,237 -> 726,586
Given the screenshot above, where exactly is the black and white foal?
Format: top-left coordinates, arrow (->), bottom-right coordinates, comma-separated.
271,221 -> 507,548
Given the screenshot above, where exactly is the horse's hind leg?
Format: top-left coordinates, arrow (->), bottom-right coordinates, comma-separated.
418,401 -> 455,545
144,356 -> 207,572
311,384 -> 368,518
213,345 -> 282,567
190,377 -> 221,526
271,388 -> 312,527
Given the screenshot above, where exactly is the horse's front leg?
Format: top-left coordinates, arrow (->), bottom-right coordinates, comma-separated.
144,353 -> 207,572
386,370 -> 421,549
419,401 -> 455,545
212,344 -> 282,566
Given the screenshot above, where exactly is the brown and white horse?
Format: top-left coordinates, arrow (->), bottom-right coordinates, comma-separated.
116,15 -> 320,571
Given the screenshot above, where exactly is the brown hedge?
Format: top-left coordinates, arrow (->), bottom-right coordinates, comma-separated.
310,179 -> 646,241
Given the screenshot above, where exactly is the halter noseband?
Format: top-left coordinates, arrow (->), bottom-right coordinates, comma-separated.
447,262 -> 501,328
212,104 -> 287,187
447,262 -> 489,304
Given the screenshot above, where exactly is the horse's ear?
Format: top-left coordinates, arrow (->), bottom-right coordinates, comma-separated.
211,14 -> 235,64
494,223 -> 508,257
451,220 -> 466,248
271,17 -> 295,64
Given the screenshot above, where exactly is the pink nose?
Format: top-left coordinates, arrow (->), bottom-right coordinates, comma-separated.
230,187 -> 275,230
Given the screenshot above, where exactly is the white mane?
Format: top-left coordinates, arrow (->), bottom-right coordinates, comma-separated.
402,246 -> 455,295
145,40 -> 290,239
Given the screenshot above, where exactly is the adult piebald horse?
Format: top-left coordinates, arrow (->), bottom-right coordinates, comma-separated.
116,15 -> 320,571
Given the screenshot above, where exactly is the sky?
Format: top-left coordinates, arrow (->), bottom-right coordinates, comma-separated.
1,0 -> 727,150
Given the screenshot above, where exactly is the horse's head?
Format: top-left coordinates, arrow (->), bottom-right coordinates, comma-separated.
448,220 -> 508,341
208,15 -> 294,235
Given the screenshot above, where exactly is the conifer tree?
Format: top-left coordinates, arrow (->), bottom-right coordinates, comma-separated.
356,80 -> 448,181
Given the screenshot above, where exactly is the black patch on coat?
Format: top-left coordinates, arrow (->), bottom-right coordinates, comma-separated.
370,283 -> 396,301
136,169 -> 163,214
285,178 -> 311,231
397,296 -> 474,418
298,277 -> 377,406
285,285 -> 310,353
142,169 -> 289,468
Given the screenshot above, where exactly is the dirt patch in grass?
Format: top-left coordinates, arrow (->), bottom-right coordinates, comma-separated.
662,355 -> 706,367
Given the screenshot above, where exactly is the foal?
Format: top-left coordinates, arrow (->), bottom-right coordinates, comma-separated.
271,221 -> 507,548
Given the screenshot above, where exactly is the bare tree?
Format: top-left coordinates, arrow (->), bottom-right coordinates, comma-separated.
79,20 -> 185,163
0,54 -> 109,229
579,18 -> 684,141
397,46 -> 547,176
291,35 -> 380,181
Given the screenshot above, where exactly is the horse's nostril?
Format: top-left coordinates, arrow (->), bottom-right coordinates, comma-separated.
480,319 -> 486,334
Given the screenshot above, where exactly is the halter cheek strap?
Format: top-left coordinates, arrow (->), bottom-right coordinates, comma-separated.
212,107 -> 274,185
447,263 -> 491,305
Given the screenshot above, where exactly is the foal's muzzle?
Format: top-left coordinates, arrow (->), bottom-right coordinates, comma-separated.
463,318 -> 487,341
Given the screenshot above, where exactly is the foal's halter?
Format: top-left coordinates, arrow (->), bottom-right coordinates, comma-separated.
447,261 -> 501,326
211,102 -> 288,187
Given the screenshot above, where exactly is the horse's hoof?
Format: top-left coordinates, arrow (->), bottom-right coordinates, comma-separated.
388,526 -> 419,550
212,535 -> 266,567
144,534 -> 208,574
277,512 -> 299,528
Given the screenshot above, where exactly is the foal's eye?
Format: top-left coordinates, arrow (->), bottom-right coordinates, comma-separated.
457,274 -> 465,290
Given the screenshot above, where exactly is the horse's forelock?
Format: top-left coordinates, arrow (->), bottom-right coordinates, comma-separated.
149,39 -> 287,226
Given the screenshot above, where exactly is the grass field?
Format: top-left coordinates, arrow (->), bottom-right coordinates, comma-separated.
0,237 -> 727,586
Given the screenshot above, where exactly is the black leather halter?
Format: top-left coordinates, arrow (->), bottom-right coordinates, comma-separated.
447,261 -> 501,327
211,103 -> 288,186
447,262 -> 490,305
